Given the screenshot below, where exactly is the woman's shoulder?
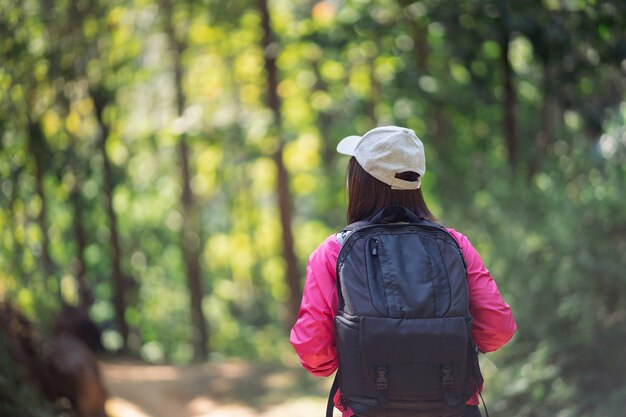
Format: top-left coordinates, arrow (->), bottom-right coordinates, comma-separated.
443,227 -> 481,256
443,227 -> 469,246
443,227 -> 485,264
308,233 -> 342,264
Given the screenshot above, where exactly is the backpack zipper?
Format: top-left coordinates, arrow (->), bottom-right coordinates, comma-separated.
371,238 -> 379,256
338,224 -> 468,279
367,238 -> 388,315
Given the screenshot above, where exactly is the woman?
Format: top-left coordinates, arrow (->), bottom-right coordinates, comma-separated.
290,126 -> 516,417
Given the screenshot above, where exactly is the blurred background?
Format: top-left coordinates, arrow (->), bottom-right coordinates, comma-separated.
1,0 -> 625,416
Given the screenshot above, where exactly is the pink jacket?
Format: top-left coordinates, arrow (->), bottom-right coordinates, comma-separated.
290,228 -> 516,415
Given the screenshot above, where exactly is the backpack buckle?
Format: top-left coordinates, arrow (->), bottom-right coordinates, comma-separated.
375,366 -> 388,390
442,365 -> 454,388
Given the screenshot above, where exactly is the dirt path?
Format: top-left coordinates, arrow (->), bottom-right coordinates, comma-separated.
102,360 -> 338,417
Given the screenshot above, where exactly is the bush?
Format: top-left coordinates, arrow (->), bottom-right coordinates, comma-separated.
444,140 -> 626,416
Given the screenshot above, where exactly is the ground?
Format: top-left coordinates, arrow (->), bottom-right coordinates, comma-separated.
102,360 -> 340,417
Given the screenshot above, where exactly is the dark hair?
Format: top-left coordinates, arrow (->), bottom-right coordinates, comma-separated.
346,157 -> 435,224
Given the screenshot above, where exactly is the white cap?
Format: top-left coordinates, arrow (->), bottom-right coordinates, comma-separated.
336,126 -> 426,190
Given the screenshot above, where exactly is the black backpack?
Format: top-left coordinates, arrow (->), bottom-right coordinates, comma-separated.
328,206 -> 483,417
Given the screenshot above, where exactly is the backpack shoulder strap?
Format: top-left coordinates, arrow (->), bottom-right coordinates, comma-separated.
335,220 -> 371,245
326,373 -> 339,417
419,218 -> 446,230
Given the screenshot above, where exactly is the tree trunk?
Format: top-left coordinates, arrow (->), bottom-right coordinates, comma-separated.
41,0 -> 94,311
258,0 -> 302,324
499,9 -> 518,169
162,0 -> 209,361
273,146 -> 302,323
366,54 -> 380,126
180,138 -> 209,361
529,59 -> 561,179
26,120 -> 59,300
413,19 -> 429,72
311,62 -> 336,170
7,170 -> 28,285
541,63 -> 560,153
91,87 -> 130,351
398,13 -> 454,168
409,17 -> 449,148
69,154 -> 94,310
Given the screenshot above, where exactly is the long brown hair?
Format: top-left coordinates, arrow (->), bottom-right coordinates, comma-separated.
346,157 -> 435,224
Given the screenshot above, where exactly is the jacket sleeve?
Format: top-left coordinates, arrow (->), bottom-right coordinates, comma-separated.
449,229 -> 517,353
290,236 -> 340,377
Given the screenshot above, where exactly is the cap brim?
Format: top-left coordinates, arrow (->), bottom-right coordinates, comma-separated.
336,135 -> 362,156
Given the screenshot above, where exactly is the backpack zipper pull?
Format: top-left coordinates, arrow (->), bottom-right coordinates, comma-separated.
371,239 -> 379,256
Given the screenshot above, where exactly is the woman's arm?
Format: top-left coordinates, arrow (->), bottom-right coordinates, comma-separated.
448,229 -> 517,352
290,236 -> 341,376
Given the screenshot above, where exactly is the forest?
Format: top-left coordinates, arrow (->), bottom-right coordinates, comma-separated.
1,0 -> 625,416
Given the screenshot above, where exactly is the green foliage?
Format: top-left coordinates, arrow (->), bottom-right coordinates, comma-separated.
445,110 -> 626,416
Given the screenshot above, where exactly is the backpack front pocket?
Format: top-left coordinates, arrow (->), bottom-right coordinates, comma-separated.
335,314 -> 364,398
360,316 -> 469,400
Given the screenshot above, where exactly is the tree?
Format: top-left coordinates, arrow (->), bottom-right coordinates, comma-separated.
257,0 -> 302,324
27,119 -> 59,300
161,0 -> 209,361
91,85 -> 131,350
498,2 -> 518,169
